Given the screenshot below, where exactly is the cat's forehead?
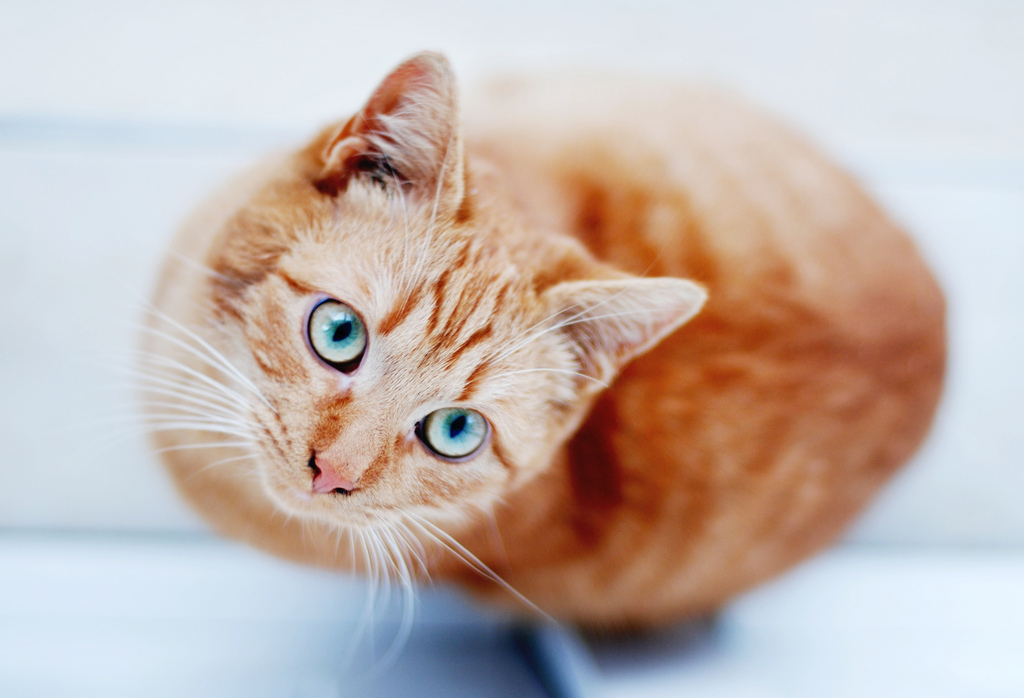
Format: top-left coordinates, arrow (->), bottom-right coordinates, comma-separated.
293,239 -> 508,316
281,200 -> 520,304
272,223 -> 538,375
256,230 -> 559,414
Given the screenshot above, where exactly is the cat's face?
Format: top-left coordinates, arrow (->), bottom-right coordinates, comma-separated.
202,53 -> 705,531
227,197 -> 583,529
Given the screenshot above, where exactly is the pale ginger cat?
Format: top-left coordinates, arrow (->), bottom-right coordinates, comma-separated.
142,52 -> 945,628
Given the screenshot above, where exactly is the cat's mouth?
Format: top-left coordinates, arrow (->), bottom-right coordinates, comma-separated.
261,455 -> 407,528
274,483 -> 382,526
261,459 -> 364,517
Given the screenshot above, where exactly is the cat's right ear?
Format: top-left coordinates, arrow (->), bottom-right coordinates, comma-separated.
542,276 -> 707,388
314,52 -> 466,215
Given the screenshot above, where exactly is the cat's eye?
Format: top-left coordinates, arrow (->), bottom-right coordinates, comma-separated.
307,299 -> 368,371
419,407 -> 489,460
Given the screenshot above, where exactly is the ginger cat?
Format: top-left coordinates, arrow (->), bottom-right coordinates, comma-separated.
141,52 -> 945,628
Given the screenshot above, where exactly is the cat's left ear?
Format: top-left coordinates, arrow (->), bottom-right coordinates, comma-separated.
316,52 -> 466,215
543,277 -> 707,387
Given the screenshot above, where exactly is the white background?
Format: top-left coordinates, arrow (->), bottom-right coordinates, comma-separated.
1,0 -> 1022,544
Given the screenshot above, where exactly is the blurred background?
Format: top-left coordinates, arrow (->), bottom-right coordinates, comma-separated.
1,1 -> 1022,696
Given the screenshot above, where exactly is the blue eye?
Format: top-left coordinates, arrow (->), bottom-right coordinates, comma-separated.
308,299 -> 367,370
419,407 -> 489,459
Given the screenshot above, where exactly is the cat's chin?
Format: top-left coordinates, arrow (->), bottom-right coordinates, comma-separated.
262,480 -> 410,529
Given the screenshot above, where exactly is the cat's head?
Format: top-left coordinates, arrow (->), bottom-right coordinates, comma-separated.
201,53 -> 705,530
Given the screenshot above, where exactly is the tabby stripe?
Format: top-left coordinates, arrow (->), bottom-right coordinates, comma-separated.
379,281 -> 428,335
458,360 -> 490,402
452,238 -> 474,270
450,324 -> 493,363
426,241 -> 474,338
212,292 -> 246,323
490,436 -> 515,472
260,418 -> 290,462
425,267 -> 453,337
490,280 -> 512,313
434,286 -> 480,350
252,348 -> 289,382
276,270 -> 319,296
269,404 -> 293,450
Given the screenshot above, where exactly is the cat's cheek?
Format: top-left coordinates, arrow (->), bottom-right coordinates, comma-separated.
329,372 -> 355,396
302,359 -> 357,394
259,471 -> 314,518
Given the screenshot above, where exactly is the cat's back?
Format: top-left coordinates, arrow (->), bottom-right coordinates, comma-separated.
466,72 -> 939,317
466,73 -> 944,436
463,73 -> 946,622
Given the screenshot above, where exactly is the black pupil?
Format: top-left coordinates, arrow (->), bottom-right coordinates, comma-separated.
332,320 -> 352,343
449,415 -> 467,438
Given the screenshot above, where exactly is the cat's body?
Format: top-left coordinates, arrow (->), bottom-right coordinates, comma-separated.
143,54 -> 944,628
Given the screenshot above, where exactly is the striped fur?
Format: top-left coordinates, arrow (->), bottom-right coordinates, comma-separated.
141,53 -> 945,628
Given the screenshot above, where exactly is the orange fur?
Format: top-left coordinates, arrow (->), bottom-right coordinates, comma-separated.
141,52 -> 945,628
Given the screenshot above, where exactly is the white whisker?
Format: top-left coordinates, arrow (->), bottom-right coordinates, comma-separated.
164,248 -> 235,283
195,451 -> 258,475
150,440 -> 256,456
132,350 -> 254,411
406,514 -> 552,622
134,398 -> 255,426
142,422 -> 259,440
129,363 -> 252,413
106,411 -> 259,440
407,129 -> 455,294
490,285 -> 644,365
134,307 -> 275,412
377,522 -> 417,667
494,367 -> 608,388
376,149 -> 415,306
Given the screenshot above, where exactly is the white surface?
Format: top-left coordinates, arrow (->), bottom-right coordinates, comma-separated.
0,1 -> 1022,543
583,550 -> 1024,698
0,534 -> 546,698
2,535 -> 1022,697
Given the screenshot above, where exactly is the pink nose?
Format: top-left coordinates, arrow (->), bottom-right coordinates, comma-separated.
309,454 -> 359,494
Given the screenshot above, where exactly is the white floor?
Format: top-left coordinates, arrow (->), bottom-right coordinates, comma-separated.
0,534 -> 545,697
2,535 -> 1022,697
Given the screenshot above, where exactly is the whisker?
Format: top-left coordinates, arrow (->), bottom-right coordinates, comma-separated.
140,415 -> 260,437
131,351 -> 253,411
142,422 -> 260,440
355,528 -> 378,652
126,363 -> 253,414
490,306 -> 570,365
164,248 -> 236,283
377,149 -> 415,306
97,411 -> 260,442
150,440 -> 256,456
134,398 -> 255,426
492,367 -> 608,388
366,526 -> 391,612
481,502 -> 511,572
132,307 -> 275,412
490,286 -> 648,365
405,514 -> 552,622
406,128 -> 455,294
375,522 -> 417,668
393,517 -> 431,579
194,450 -> 259,475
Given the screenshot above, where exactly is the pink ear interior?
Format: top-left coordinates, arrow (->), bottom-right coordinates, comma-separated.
360,59 -> 436,127
316,53 -> 459,198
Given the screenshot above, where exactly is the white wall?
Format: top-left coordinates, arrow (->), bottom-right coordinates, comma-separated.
1,0 -> 1021,544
